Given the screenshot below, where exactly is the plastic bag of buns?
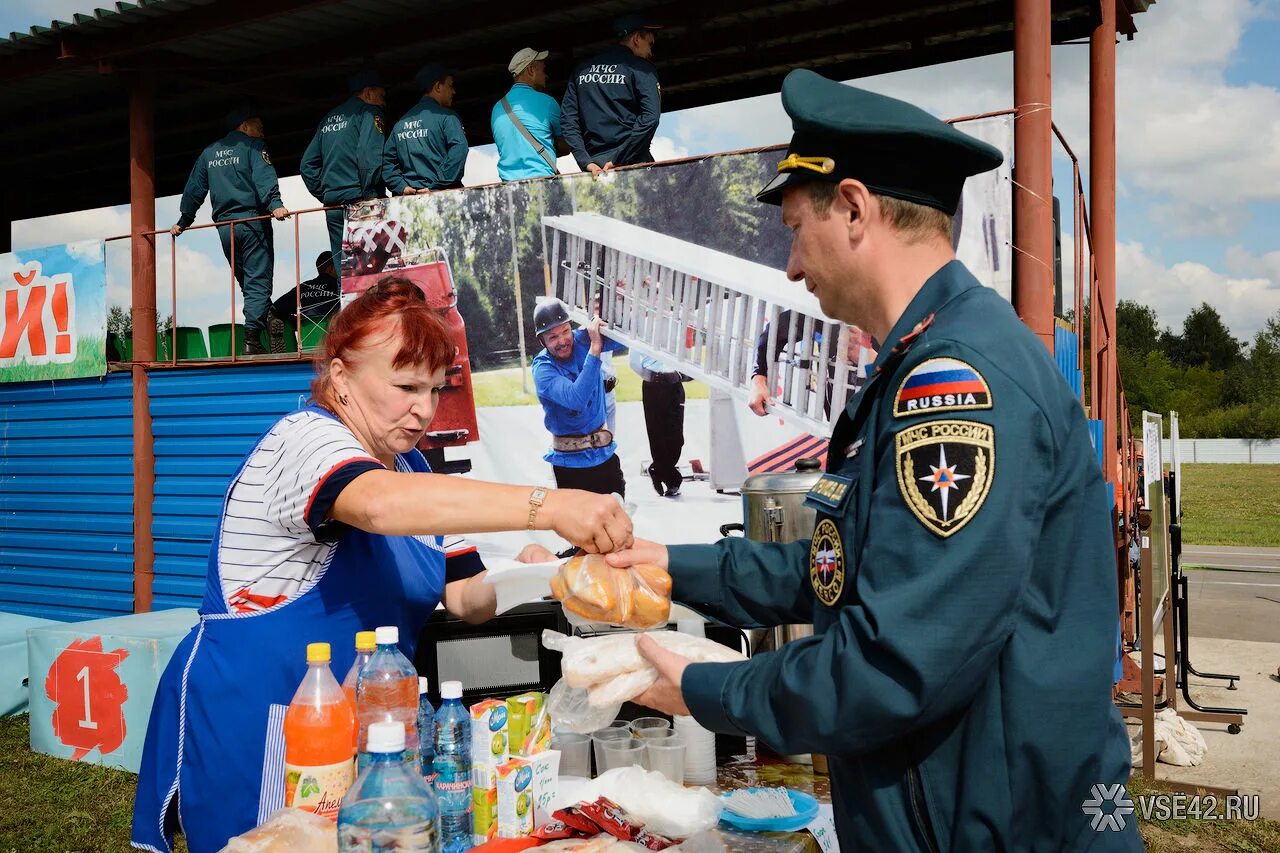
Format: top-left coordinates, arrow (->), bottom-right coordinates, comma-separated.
549,553 -> 672,630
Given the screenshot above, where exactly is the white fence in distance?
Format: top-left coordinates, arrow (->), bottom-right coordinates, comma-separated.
1160,438 -> 1280,464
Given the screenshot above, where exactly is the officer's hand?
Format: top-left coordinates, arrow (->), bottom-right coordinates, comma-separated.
515,543 -> 557,564
272,207 -> 289,221
169,224 -> 184,237
633,635 -> 691,717
605,538 -> 668,571
402,187 -> 419,195
587,316 -> 604,355
603,161 -> 615,171
587,163 -> 604,178
748,375 -> 774,417
544,489 -> 633,554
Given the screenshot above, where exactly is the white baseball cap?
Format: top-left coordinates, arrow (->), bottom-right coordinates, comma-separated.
509,47 -> 549,77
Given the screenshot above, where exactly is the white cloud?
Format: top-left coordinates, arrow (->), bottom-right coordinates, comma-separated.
650,135 -> 690,163
463,145 -> 501,187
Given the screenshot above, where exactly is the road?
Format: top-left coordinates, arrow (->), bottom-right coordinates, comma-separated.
1180,546 -> 1280,643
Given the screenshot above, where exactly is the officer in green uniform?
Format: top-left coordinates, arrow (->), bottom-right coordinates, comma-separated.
609,70 -> 1139,851
172,104 -> 289,355
300,68 -> 388,285
383,63 -> 469,193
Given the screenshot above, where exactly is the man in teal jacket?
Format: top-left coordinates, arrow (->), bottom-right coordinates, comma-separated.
609,70 -> 1140,851
383,63 -> 468,193
172,105 -> 289,355
300,68 -> 387,283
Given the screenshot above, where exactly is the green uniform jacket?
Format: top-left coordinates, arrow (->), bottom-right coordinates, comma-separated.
671,261 -> 1139,851
177,131 -> 283,229
382,98 -> 468,193
300,96 -> 387,204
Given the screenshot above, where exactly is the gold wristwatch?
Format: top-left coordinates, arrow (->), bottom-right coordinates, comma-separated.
527,487 -> 548,529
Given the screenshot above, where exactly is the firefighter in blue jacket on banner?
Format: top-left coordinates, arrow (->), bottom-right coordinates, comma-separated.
172,104 -> 290,355
606,70 -> 1140,851
300,68 -> 388,284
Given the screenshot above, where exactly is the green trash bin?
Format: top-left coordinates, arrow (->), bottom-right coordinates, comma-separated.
207,323 -> 246,357
175,326 -> 208,360
119,335 -> 134,362
301,317 -> 330,351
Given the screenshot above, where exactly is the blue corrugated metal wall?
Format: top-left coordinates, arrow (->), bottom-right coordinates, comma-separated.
0,374 -> 135,621
149,365 -> 315,610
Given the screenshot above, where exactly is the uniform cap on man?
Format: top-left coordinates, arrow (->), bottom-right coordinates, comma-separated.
415,62 -> 455,91
315,251 -> 334,271
224,102 -> 261,132
756,69 -> 1003,213
347,68 -> 383,93
613,13 -> 662,37
509,48 -> 549,77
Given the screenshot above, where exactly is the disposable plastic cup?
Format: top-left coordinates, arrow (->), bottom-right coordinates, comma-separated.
645,734 -> 685,784
629,717 -> 671,738
601,736 -> 647,772
592,727 -> 633,777
552,732 -> 592,778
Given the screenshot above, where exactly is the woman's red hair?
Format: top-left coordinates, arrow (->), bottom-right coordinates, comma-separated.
312,276 -> 456,410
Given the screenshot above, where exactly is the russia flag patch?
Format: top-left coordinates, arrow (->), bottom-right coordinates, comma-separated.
893,357 -> 992,417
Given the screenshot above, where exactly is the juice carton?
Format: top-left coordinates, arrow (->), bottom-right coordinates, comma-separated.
472,779 -> 498,846
505,691 -> 550,757
470,698 -> 509,778
496,751 -> 560,838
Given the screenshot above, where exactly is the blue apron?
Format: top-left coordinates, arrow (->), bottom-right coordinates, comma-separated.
132,409 -> 446,853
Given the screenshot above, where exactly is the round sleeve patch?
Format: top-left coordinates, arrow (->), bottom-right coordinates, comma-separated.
261,149 -> 273,166
809,518 -> 846,606
895,419 -> 994,537
893,357 -> 992,417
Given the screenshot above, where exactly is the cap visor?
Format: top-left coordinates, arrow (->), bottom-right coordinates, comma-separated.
755,171 -> 798,205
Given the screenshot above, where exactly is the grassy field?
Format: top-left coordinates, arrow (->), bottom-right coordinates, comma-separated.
471,362 -> 710,408
1179,463 -> 1280,548
0,335 -> 106,383
2,713 -> 1275,852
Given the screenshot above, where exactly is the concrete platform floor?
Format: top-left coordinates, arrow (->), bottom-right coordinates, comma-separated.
1126,636 -> 1279,819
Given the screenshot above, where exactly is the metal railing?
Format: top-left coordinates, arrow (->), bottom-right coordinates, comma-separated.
105,204 -> 340,366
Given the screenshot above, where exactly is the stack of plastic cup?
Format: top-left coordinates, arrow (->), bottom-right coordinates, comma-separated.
645,733 -> 685,784
590,722 -> 631,777
674,715 -> 716,785
600,736 -> 646,772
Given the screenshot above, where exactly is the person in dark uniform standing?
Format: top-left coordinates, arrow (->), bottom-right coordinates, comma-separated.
607,70 -> 1139,851
300,68 -> 387,284
561,14 -> 661,176
172,105 -> 289,355
531,298 -> 628,497
383,63 -> 468,194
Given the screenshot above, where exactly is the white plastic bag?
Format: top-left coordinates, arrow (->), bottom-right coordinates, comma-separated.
551,554 -> 672,630
576,767 -> 724,838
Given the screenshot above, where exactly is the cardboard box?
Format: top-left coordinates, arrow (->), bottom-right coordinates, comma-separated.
472,778 -> 498,846
496,750 -> 560,838
26,609 -> 199,773
470,698 -> 509,774
0,612 -> 61,716
506,691 -> 550,758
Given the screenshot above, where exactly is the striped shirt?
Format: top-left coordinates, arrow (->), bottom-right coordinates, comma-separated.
217,410 -> 483,614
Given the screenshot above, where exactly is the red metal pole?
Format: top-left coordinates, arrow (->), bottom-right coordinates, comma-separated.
1092,0 -> 1120,495
129,70 -> 156,613
1013,0 -> 1055,354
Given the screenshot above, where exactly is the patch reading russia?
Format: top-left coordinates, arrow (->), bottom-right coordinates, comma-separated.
895,420 -> 994,538
893,357 -> 992,417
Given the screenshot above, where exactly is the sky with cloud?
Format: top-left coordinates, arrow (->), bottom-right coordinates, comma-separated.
7,0 -> 1279,340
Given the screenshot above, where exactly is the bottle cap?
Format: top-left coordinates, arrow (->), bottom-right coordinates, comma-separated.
355,631 -> 376,652
374,625 -> 399,645
441,680 -> 463,699
419,676 -> 430,695
367,720 -> 406,753
306,642 -> 331,663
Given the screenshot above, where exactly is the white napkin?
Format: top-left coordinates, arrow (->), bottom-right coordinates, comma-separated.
482,557 -> 560,614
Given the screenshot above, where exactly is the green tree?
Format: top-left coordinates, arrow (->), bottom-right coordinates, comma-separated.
1166,302 -> 1242,371
1115,299 -> 1161,355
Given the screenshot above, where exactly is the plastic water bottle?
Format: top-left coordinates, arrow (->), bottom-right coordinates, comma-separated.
356,626 -> 420,775
338,721 -> 440,852
433,680 -> 473,852
342,630 -> 377,754
417,677 -> 436,784
283,642 -> 357,820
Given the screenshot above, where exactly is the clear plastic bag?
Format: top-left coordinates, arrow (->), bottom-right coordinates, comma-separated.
550,554 -> 672,630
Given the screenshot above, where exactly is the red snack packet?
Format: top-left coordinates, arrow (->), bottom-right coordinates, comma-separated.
533,820 -> 585,840
552,805 -> 602,835
633,830 -> 677,851
579,797 -> 643,841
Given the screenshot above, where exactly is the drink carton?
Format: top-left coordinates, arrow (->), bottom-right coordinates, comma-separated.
496,751 -> 560,838
505,691 -> 550,757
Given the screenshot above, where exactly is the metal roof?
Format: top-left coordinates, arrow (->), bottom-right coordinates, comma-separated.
0,0 -> 1151,221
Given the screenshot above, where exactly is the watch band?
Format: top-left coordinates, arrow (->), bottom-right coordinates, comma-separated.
527,487 -> 548,530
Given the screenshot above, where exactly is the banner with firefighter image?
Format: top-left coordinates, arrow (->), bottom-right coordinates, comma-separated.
331,124 -> 1011,517
0,240 -> 108,383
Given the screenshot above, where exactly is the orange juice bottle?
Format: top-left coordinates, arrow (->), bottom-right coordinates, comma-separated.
284,642 -> 357,821
341,631 -> 377,754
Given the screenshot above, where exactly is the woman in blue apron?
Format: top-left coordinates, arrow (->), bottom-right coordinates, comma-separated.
132,279 -> 632,853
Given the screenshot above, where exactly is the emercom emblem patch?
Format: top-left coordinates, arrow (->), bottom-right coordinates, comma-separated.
893,357 -> 992,417
895,419 -> 994,538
